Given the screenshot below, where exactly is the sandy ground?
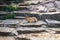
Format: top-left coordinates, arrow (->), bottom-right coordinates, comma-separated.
18,32 -> 60,40
0,32 -> 60,40
0,36 -> 15,40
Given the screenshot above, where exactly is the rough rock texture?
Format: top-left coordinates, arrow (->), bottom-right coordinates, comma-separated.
41,0 -> 60,12
40,13 -> 60,21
